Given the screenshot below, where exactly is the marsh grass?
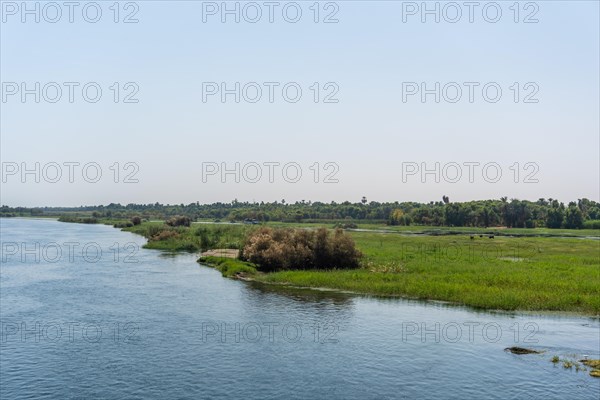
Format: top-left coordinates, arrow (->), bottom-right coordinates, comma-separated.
122,222 -> 251,252
117,221 -> 599,314
254,232 -> 600,314
198,256 -> 257,278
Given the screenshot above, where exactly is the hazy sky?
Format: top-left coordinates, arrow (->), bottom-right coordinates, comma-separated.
1,0 -> 599,207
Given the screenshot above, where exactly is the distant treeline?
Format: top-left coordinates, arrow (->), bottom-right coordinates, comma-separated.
2,197 -> 600,229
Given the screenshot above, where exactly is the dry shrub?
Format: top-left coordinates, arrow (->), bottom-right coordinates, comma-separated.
165,216 -> 191,227
241,227 -> 361,272
151,230 -> 180,241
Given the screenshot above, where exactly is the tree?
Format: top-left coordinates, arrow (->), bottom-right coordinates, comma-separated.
445,203 -> 467,226
564,203 -> 584,229
389,209 -> 410,226
546,202 -> 565,229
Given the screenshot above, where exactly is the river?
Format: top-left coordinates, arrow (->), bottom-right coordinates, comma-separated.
1,218 -> 598,399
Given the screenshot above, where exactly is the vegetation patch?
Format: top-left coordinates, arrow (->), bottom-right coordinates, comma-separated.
240,227 -> 362,272
198,256 -> 257,278
120,221 -> 250,252
253,232 -> 600,314
505,347 -> 542,354
53,218 -> 600,315
549,356 -> 600,376
580,359 -> 600,369
58,216 -> 98,224
7,196 -> 600,231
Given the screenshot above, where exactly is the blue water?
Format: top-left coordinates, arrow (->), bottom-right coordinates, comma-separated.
1,218 -> 599,399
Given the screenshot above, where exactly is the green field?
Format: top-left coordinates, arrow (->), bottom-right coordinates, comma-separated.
103,220 -> 600,315
255,232 -> 600,315
260,220 -> 600,238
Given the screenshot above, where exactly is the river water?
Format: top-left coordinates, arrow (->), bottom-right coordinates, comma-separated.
1,218 -> 598,399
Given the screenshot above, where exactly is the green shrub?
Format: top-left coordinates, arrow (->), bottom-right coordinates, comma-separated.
194,225 -> 248,250
198,256 -> 257,277
113,221 -> 134,228
583,220 -> 600,230
333,222 -> 358,229
58,216 -> 98,224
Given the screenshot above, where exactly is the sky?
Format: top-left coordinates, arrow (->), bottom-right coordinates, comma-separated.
1,0 -> 599,207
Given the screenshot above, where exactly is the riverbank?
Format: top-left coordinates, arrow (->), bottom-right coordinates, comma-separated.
192,228 -> 599,316
54,219 -> 600,316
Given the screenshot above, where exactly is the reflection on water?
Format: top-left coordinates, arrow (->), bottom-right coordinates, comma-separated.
246,281 -> 354,306
1,218 -> 599,399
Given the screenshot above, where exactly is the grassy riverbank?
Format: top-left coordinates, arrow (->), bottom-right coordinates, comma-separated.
198,256 -> 257,278
103,220 -> 600,315
121,222 -> 251,251
249,233 -> 599,314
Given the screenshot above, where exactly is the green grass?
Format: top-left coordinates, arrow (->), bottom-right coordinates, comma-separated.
253,232 -> 600,315
238,220 -> 600,238
198,256 -> 257,278
349,224 -> 600,237
121,222 -> 251,252
102,220 -> 600,314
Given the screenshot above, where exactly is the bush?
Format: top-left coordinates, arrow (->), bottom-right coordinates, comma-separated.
198,256 -> 257,278
240,227 -> 362,272
166,215 -> 191,227
151,230 -> 180,241
114,221 -> 134,228
58,216 -> 97,224
583,220 -> 600,230
145,224 -> 167,237
333,222 -> 358,229
193,225 -> 247,250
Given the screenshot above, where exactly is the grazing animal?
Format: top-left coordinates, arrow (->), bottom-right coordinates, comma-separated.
488,235 -> 494,239
470,235 -> 475,240
479,235 -> 483,238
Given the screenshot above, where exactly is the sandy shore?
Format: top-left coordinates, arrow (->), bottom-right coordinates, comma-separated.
200,249 -> 239,259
